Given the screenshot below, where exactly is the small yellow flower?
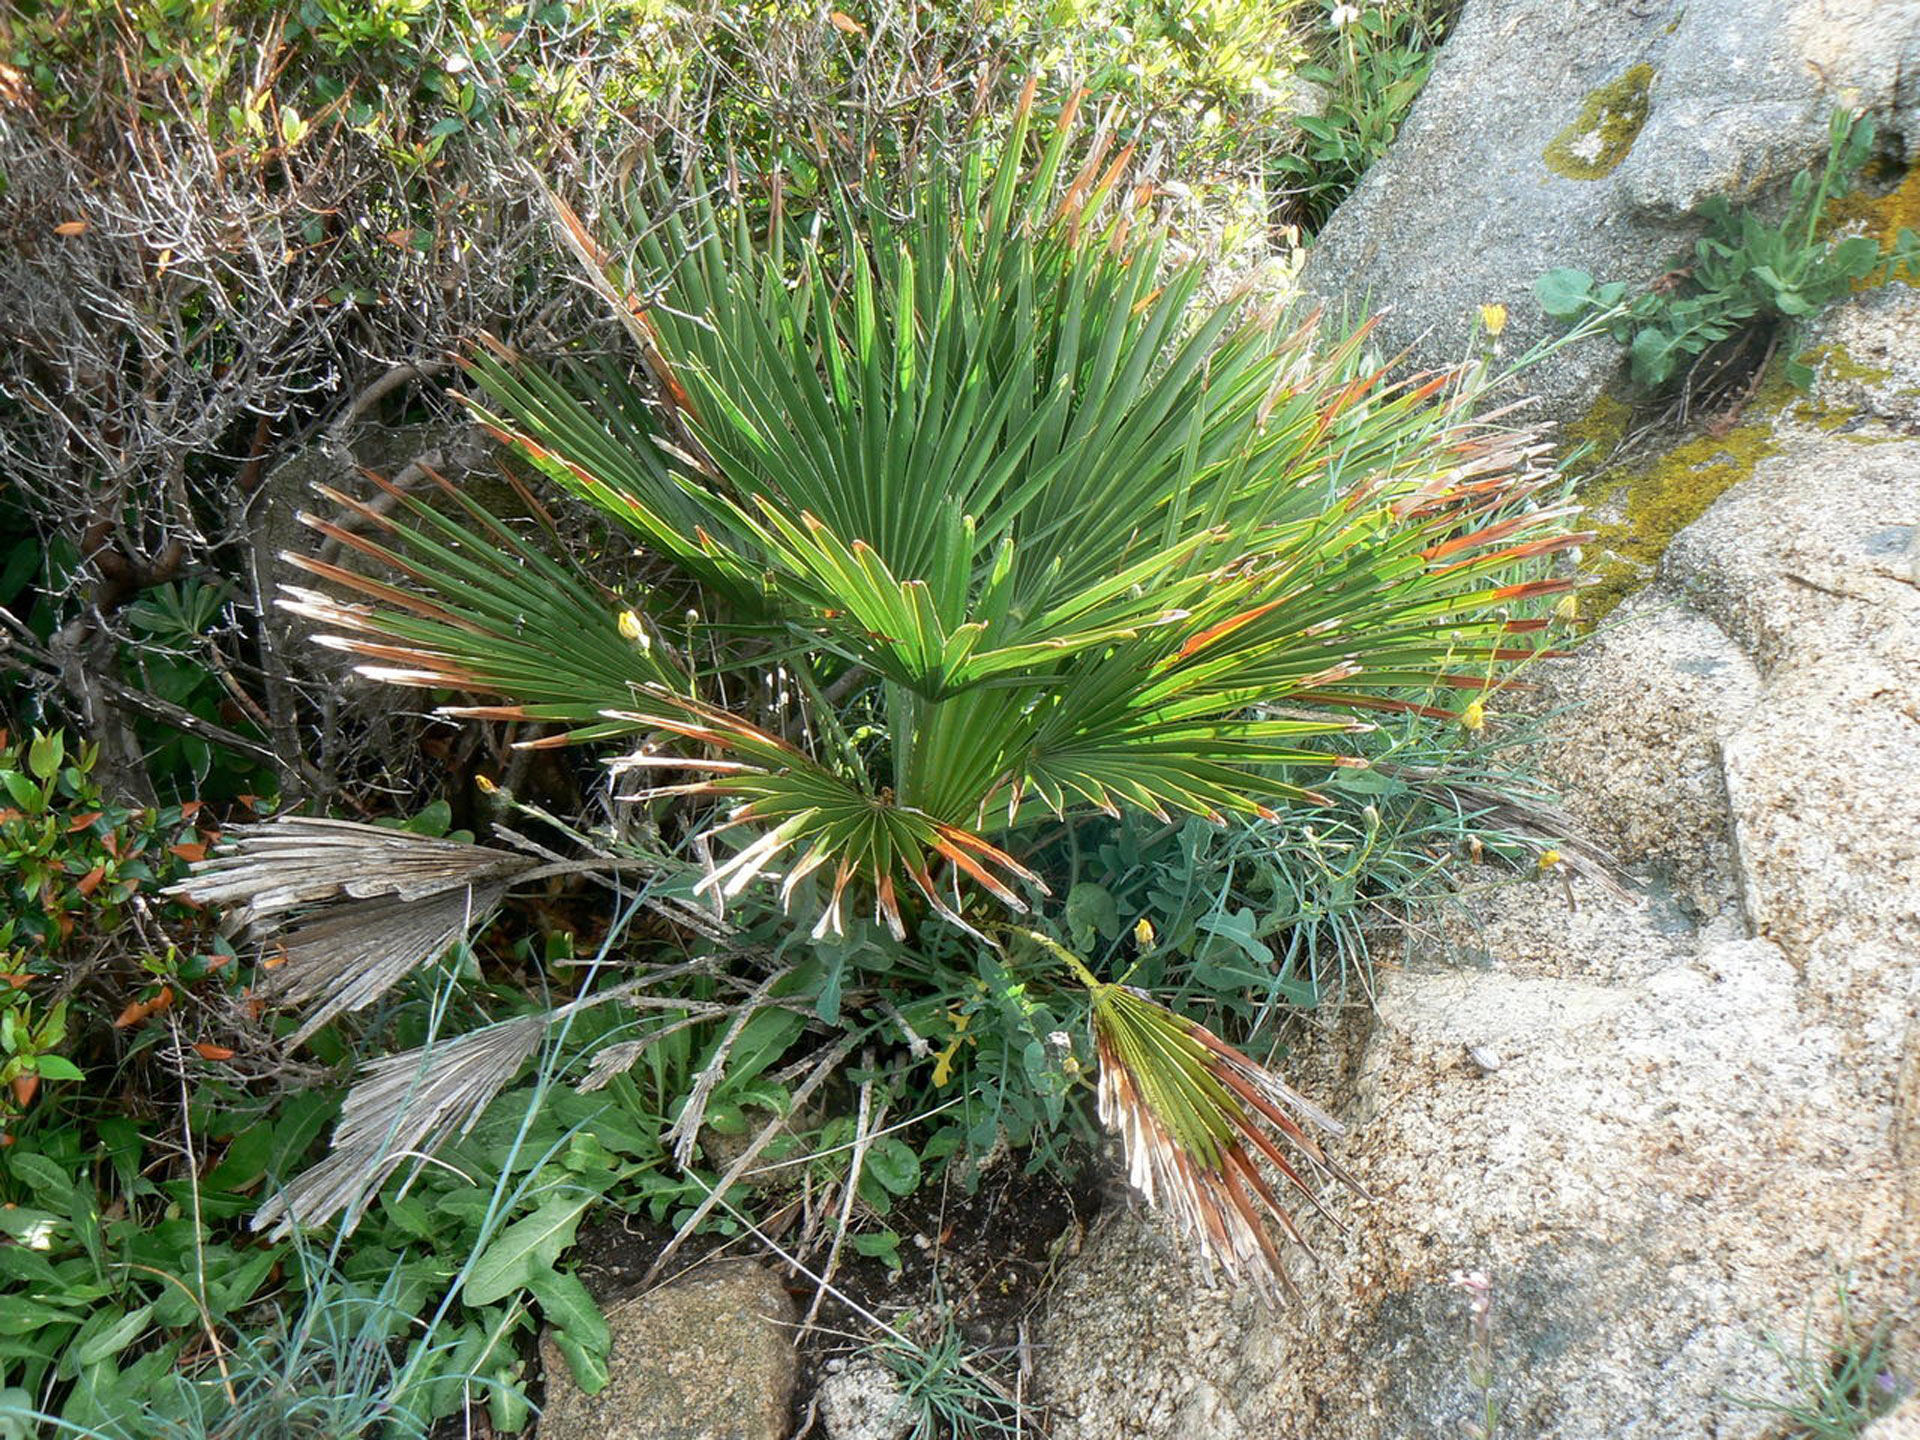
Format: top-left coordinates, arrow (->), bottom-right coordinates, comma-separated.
931,1010 -> 973,1087
1478,303 -> 1508,336
1460,699 -> 1486,732
1553,593 -> 1581,624
1133,916 -> 1156,949
1537,848 -> 1563,870
617,609 -> 651,649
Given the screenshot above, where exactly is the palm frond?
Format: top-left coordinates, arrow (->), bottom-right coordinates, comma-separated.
1091,982 -> 1359,1301
172,818 -> 541,1044
1027,930 -> 1360,1301
252,1014 -> 548,1239
608,699 -> 1044,938
279,466 -> 683,742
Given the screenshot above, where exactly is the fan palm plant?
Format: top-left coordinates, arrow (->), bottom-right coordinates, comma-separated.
239,85 -> 1586,1292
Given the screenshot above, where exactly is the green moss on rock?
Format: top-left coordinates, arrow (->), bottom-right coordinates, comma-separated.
1572,378 -> 1787,619
1557,391 -> 1633,479
1543,64 -> 1655,181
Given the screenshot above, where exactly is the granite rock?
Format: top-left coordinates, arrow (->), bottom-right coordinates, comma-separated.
537,1261 -> 798,1440
1298,0 -> 1920,424
1035,288 -> 1920,1437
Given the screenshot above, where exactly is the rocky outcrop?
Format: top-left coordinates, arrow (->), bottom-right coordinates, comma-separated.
1298,0 -> 1920,423
1034,288 -> 1920,1436
537,1261 -> 798,1440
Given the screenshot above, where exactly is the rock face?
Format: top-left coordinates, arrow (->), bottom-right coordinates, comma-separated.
1297,0 -> 1920,423
1034,288 -> 1920,1436
537,1261 -> 799,1440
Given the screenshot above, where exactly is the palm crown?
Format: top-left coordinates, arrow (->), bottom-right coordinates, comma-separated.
264,86 -> 1585,1292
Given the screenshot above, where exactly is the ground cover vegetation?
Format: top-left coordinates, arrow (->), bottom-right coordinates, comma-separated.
2,3 -> 1546,1434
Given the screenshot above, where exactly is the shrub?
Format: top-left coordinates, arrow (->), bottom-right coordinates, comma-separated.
0,730 -> 242,1138
230,88 -> 1585,1297
1273,0 -> 1452,232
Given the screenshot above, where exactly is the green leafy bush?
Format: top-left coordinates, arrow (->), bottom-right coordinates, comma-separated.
0,731 -> 238,1133
1535,110 -> 1920,390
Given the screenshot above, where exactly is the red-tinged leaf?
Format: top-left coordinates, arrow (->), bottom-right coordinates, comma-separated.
1423,509 -> 1577,563
168,842 -> 207,863
927,836 -> 1024,908
1176,598 -> 1287,660
74,865 -> 106,897
287,537 -> 474,623
114,987 -> 174,1028
1487,575 -> 1583,603
11,1075 -> 38,1107
192,1043 -> 237,1062
67,811 -> 104,832
1429,533 -> 1593,577
929,823 -> 1045,889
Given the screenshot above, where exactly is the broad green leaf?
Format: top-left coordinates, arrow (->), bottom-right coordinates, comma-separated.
548,1325 -> 611,1396
1534,267 -> 1597,319
5,1152 -> 75,1204
529,1269 -> 611,1393
462,1194 -> 593,1306
30,1055 -> 83,1083
1065,882 -> 1120,950
26,732 -> 62,782
72,1305 -> 153,1368
0,1297 -> 87,1337
863,1137 -> 921,1198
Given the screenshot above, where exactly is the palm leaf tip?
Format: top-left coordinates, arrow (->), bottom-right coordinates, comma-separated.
1089,984 -> 1362,1302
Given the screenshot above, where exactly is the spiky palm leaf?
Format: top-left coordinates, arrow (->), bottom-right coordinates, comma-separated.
286,91 -> 1583,933
1090,983 -> 1359,1299
1023,929 -> 1359,1297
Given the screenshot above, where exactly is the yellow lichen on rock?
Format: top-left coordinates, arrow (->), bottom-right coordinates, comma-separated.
1823,161 -> 1920,287
1571,378 -> 1790,619
1543,65 -> 1656,181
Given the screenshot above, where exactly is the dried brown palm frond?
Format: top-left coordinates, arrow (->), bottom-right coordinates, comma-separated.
253,1012 -> 549,1239
170,818 -> 545,1044
175,817 -> 542,919
251,951 -> 750,1235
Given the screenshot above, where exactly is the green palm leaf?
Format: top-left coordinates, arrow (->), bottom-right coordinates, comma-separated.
280,466 -> 683,741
